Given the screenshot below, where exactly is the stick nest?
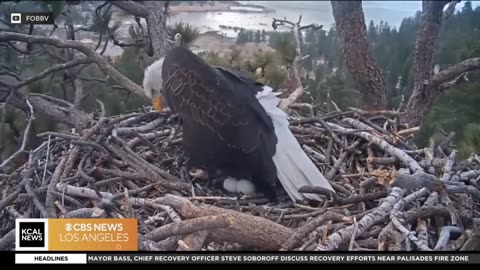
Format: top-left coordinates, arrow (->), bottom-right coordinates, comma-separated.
0,107 -> 479,252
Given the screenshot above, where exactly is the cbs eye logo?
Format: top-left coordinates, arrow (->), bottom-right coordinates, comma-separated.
11,13 -> 22,24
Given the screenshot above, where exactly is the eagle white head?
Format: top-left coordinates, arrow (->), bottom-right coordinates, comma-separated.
142,33 -> 183,112
143,57 -> 165,111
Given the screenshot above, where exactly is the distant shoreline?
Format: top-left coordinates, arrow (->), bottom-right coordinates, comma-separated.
170,2 -> 274,14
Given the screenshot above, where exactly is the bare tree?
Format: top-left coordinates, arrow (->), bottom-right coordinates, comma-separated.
330,0 -> 480,127
271,16 -> 322,112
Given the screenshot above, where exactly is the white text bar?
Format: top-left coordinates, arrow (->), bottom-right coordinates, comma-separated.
15,253 -> 87,264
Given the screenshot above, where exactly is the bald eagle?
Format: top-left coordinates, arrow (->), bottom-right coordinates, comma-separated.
143,45 -> 334,202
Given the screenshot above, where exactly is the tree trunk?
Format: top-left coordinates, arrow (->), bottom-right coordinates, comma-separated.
110,1 -> 171,65
403,1 -> 449,127
6,92 -> 93,129
331,1 -> 386,110
145,1 -> 171,60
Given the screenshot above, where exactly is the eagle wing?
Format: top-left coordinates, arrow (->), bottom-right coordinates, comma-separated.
161,47 -> 275,154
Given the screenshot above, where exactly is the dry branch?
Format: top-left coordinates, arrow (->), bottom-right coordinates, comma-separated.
280,211 -> 347,251
155,195 -> 293,250
461,229 -> 480,251
391,172 -> 444,191
177,231 -> 209,251
430,57 -> 480,88
435,226 -> 463,250
145,214 -> 233,242
299,186 -> 387,206
328,122 -> 424,173
390,187 -> 430,251
0,99 -> 34,170
46,157 -> 67,217
64,207 -> 107,218
272,16 -> 322,112
316,188 -> 404,250
0,229 -> 15,251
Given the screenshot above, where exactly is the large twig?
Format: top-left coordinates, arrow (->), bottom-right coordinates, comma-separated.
0,229 -> 15,251
299,186 -> 388,206
45,157 -> 67,218
280,211 -> 348,251
0,189 -> 21,210
328,122 -> 424,173
61,117 -> 108,179
25,180 -> 50,218
0,99 -> 34,171
316,188 -> 404,250
415,191 -> 439,249
391,171 -> 445,192
56,182 -> 107,200
64,207 -> 107,218
155,194 -> 293,250
390,187 -> 430,251
440,150 -> 457,181
145,214 -> 233,242
434,226 -> 463,250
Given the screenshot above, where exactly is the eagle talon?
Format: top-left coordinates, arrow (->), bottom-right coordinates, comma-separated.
189,168 -> 209,180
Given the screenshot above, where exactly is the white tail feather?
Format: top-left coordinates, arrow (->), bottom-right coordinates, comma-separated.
256,86 -> 335,201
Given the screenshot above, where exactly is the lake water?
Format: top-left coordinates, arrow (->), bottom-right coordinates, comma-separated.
169,1 -> 479,38
168,1 -> 425,38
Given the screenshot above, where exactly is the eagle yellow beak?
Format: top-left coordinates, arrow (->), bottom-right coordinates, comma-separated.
153,96 -> 164,112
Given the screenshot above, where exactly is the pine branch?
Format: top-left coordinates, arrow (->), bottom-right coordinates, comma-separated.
430,57 -> 480,88
443,0 -> 460,21
0,32 -> 147,100
15,57 -> 94,89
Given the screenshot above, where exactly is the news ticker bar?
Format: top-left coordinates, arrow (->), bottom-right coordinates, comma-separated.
10,12 -> 54,25
13,253 -> 480,264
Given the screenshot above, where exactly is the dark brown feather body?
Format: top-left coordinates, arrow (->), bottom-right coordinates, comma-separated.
161,47 -> 279,200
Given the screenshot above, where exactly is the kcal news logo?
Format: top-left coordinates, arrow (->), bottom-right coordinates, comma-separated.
15,218 -> 49,251
10,12 -> 54,25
